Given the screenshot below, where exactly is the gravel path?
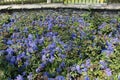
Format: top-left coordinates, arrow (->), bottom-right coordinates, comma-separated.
0,3 -> 120,10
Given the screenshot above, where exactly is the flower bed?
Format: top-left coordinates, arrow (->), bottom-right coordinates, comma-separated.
0,10 -> 120,80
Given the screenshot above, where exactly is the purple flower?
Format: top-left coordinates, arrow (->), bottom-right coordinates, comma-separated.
48,56 -> 55,63
43,72 -> 51,77
55,75 -> 65,80
76,65 -> 82,74
17,54 -> 22,61
78,18 -> 85,26
28,34 -> 33,40
16,75 -> 24,80
6,47 -> 14,55
28,41 -> 38,50
6,54 -> 12,61
56,68 -> 62,73
80,30 -> 86,39
7,40 -> 13,45
42,55 -> 47,61
38,36 -> 44,45
22,72 -> 26,76
27,73 -> 33,80
99,60 -> 107,69
10,18 -> 15,22
101,50 -> 113,57
60,62 -> 65,68
21,52 -> 26,58
36,67 -> 41,73
55,47 -> 62,53
47,42 -> 56,50
85,59 -> 91,68
48,23 -> 53,31
82,68 -> 88,72
23,27 -> 28,33
32,20 -> 37,26
105,68 -> 112,76
0,50 -> 5,56
111,38 -> 120,44
10,56 -> 16,64
27,47 -> 34,53
14,27 -> 19,32
24,60 -> 29,67
40,62 -> 47,68
98,22 -> 106,29
71,66 -> 76,71
84,75 -> 90,80
81,64 -> 85,68
110,19 -> 117,23
71,33 -> 77,39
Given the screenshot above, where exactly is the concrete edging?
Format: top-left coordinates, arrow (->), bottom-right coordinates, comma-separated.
0,3 -> 120,10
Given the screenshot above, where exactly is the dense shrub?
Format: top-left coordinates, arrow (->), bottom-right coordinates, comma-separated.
0,10 -> 120,80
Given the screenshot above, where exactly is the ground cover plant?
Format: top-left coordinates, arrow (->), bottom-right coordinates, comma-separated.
0,10 -> 120,80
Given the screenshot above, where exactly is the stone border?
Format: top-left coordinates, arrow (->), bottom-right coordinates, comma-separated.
0,3 -> 120,11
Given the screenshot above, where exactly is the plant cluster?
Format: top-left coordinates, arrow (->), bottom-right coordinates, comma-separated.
0,10 -> 120,80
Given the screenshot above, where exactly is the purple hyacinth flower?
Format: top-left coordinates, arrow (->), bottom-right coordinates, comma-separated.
42,55 -> 47,61
82,68 -> 88,72
22,72 -> 26,76
6,54 -> 12,61
78,18 -> 85,26
28,34 -> 33,40
48,56 -> 55,63
76,65 -> 82,74
101,50 -> 113,57
27,47 -> 34,53
24,60 -> 29,67
56,47 -> 62,53
60,62 -> 65,68
55,75 -> 65,80
110,19 -> 117,23
17,54 -> 22,61
0,50 -> 5,56
99,60 -> 107,69
10,18 -> 15,22
10,56 -> 16,65
98,22 -> 106,29
7,40 -> 13,45
71,33 -> 77,39
85,59 -> 91,68
48,42 -> 56,50
27,73 -> 33,80
40,62 -> 47,68
23,27 -> 28,33
56,68 -> 62,73
28,41 -> 38,50
84,75 -> 90,80
43,72 -> 51,78
105,68 -> 112,76
16,75 -> 24,80
71,66 -> 76,71
48,23 -> 53,31
38,36 -> 44,45
6,47 -> 14,55
36,67 -> 41,73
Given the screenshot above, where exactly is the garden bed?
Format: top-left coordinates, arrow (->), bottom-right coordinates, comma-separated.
0,9 -> 120,80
